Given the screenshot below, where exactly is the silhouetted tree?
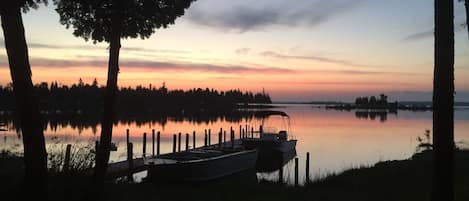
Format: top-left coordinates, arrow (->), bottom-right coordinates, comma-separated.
54,0 -> 195,192
0,0 -> 48,199
433,0 -> 454,201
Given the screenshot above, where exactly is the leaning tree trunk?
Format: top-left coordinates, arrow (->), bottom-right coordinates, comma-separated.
433,0 -> 454,201
1,4 -> 48,199
465,0 -> 469,38
93,9 -> 123,191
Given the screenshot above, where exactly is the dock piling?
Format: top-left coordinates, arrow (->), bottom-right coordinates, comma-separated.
178,132 -> 182,152
64,144 -> 71,172
157,131 -> 160,156
223,131 -> 226,144
239,125 -> 242,139
185,133 -> 189,151
295,158 -> 299,187
152,129 -> 155,157
172,134 -> 177,153
127,142 -> 133,180
218,131 -> 222,148
126,129 -> 130,145
306,152 -> 310,184
208,129 -> 211,146
143,132 -> 147,157
204,132 -> 207,147
193,131 -> 196,150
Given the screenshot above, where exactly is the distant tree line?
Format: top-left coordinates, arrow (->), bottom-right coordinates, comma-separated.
354,94 -> 397,109
0,79 -> 272,116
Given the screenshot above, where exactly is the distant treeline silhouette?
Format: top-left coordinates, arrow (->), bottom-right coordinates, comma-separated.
0,79 -> 272,116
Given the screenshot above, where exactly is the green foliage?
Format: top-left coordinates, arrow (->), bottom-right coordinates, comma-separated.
54,0 -> 195,43
0,0 -> 48,13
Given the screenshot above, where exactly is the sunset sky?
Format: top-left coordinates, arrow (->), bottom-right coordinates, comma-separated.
1,0 -> 469,101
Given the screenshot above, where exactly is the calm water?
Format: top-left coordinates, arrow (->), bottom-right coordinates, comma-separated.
1,104 -> 468,185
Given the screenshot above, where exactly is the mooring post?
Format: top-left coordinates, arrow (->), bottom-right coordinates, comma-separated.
172,134 -> 177,153
231,130 -> 235,148
218,131 -> 222,148
126,129 -> 130,145
143,132 -> 147,157
185,133 -> 189,151
223,131 -> 226,144
193,131 -> 196,150
178,132 -> 182,152
152,129 -> 155,157
157,131 -> 161,156
204,132 -> 208,147
295,157 -> 299,187
306,152 -> 310,184
208,129 -> 211,146
64,144 -> 72,172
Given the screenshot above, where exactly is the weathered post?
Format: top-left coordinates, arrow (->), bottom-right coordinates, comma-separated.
172,134 -> 177,153
152,129 -> 155,157
208,129 -> 211,146
218,131 -> 222,148
306,152 -> 310,183
185,133 -> 189,151
178,132 -> 182,152
295,157 -> 299,187
157,131 -> 160,156
63,144 -> 72,172
143,132 -> 147,157
193,131 -> 196,150
204,132 -> 208,147
126,129 -> 130,144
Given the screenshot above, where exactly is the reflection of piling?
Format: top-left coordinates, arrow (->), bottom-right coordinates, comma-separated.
306,152 -> 310,183
64,144 -> 71,172
259,125 -> 263,135
231,130 -> 235,148
245,125 -> 248,138
178,132 -> 181,152
239,125 -> 242,139
294,158 -> 299,187
185,133 -> 189,151
143,132 -> 147,157
172,134 -> 177,153
193,131 -> 196,150
251,127 -> 254,139
152,129 -> 155,157
157,131 -> 160,156
127,142 -> 133,176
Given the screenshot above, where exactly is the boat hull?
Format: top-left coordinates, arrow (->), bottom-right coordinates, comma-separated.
145,149 -> 258,182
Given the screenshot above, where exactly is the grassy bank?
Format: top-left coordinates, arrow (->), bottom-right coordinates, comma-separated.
1,150 -> 468,201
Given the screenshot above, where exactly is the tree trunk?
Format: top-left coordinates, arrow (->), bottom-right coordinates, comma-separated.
465,0 -> 469,38
93,7 -> 123,190
433,0 -> 454,201
1,5 -> 48,199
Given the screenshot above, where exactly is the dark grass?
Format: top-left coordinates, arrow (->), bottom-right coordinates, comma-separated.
1,150 -> 468,201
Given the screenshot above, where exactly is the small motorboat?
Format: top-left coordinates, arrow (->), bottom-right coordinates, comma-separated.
144,148 -> 257,182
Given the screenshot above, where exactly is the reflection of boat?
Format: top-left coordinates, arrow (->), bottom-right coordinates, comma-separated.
256,147 -> 296,172
242,110 -> 297,168
144,148 -> 257,182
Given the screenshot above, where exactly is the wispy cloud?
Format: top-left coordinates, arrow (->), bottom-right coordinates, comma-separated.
235,48 -> 251,55
186,0 -> 365,32
401,22 -> 466,42
260,51 -> 381,68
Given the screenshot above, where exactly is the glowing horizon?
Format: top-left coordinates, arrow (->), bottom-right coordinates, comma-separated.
1,0 -> 469,101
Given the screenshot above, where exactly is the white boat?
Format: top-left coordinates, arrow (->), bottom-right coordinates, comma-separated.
242,110 -> 297,170
144,148 -> 258,182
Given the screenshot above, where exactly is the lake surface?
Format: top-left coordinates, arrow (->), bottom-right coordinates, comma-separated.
1,104 -> 468,185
